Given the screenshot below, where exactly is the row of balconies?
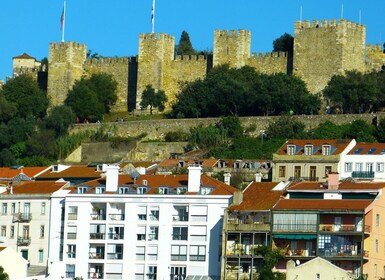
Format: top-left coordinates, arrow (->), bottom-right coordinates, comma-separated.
12,213 -> 32,223
272,223 -> 370,234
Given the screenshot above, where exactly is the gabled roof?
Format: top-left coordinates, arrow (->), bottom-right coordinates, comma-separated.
273,199 -> 372,211
229,182 -> 285,211
1,181 -> 68,195
13,52 -> 36,60
0,167 -> 48,180
347,142 -> 385,155
158,159 -> 219,168
274,139 -> 353,155
68,174 -> 237,196
287,181 -> 385,191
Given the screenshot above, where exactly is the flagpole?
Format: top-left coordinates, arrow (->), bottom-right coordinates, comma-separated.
62,0 -> 66,42
151,0 -> 155,34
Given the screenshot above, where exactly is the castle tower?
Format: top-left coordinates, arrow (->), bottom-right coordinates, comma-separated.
136,33 -> 175,110
293,19 -> 366,94
213,29 -> 251,68
12,53 -> 42,79
47,42 -> 87,108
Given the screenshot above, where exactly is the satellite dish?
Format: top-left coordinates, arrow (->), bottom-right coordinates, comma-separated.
130,171 -> 141,184
295,260 -> 300,265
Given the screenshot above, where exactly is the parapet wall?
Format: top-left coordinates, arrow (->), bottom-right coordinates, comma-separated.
366,44 -> 385,72
248,52 -> 287,74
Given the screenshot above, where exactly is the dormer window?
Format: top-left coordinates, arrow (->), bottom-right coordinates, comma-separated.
287,145 -> 296,155
95,186 -> 105,194
177,187 -> 187,194
322,145 -> 331,155
142,180 -> 148,186
118,187 -> 130,194
158,187 -> 169,194
52,165 -> 59,172
304,145 -> 313,155
178,161 -> 185,168
77,186 -> 88,194
199,187 -> 213,195
137,187 -> 147,194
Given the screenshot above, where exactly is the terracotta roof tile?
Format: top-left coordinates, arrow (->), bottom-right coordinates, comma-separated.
158,159 -> 218,168
347,143 -> 385,155
0,167 -> 48,179
13,52 -> 36,60
1,181 -> 68,195
273,199 -> 372,211
275,139 -> 353,155
229,182 -> 285,211
288,181 -> 385,191
37,166 -> 102,179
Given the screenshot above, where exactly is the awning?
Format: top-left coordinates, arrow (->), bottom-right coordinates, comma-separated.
273,234 -> 317,240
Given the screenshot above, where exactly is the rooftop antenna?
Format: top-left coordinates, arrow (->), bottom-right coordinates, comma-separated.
60,0 -> 66,42
151,0 -> 156,34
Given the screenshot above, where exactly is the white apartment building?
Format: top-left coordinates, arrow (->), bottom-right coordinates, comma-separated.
52,165 -> 237,280
340,143 -> 385,181
0,180 -> 69,273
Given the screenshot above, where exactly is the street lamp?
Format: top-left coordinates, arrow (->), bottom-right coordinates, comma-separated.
260,130 -> 266,144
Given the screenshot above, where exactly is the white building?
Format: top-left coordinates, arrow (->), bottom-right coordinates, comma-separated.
0,180 -> 69,276
340,143 -> 385,181
55,165 -> 237,280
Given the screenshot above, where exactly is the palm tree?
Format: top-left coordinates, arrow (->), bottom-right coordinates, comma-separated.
0,266 -> 9,280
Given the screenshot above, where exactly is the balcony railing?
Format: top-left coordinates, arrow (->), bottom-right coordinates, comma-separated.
288,176 -> 319,182
107,232 -> 124,240
12,213 -> 32,223
90,233 -> 105,240
89,252 -> 104,259
107,252 -> 123,260
90,213 -> 106,220
352,171 -> 374,179
17,236 -> 31,246
273,223 -> 317,232
227,212 -> 270,231
109,214 -> 125,221
319,224 -> 370,233
226,244 -> 265,256
88,272 -> 103,279
318,248 -> 364,258
172,215 -> 188,222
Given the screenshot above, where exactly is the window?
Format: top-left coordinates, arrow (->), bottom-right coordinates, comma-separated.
138,206 -> 147,221
67,226 -> 77,239
22,225 -> 29,238
170,267 -> 186,280
148,226 -> 159,241
41,202 -> 46,215
147,245 -> 158,261
158,187 -> 169,194
137,226 -> 146,241
95,187 -> 105,194
173,227 -> 188,240
377,163 -> 384,172
77,186 -> 88,194
304,145 -> 313,155
1,226 -> 6,237
356,163 -> 363,172
278,166 -> 286,177
136,246 -> 145,260
2,203 -> 7,215
137,187 -> 147,194
107,244 -> 123,260
190,245 -> 206,261
11,203 -> 15,214
190,205 -> 207,222
190,226 -> 207,242
294,166 -> 301,178
119,187 -> 130,194
344,162 -> 353,172
375,264 -> 378,278
366,163 -> 374,172
376,239 -> 379,253
173,206 -> 188,222
135,264 -> 144,280
177,187 -> 187,194
316,273 -> 320,280
322,145 -> 331,155
324,166 -> 332,177
376,214 -> 380,227
66,264 -> 75,278
150,209 -> 159,221
68,206 -> 78,220
200,187 -> 213,195
171,245 -> 187,261
67,245 -> 76,258
147,266 -> 157,280
39,249 -> 44,263
10,226 -> 14,238
287,145 -> 296,155
318,235 -> 331,249
40,225 -> 45,238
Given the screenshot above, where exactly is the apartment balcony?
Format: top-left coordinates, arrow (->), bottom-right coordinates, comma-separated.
17,236 -> 31,246
273,223 -> 317,232
351,171 -> 374,179
88,271 -> 103,279
108,213 -> 125,221
172,215 -> 188,222
89,252 -> 104,259
227,212 -> 270,232
90,213 -> 106,221
319,224 -> 371,234
12,213 -> 32,223
107,252 -> 123,260
226,243 -> 265,257
90,233 -> 105,240
318,248 -> 365,258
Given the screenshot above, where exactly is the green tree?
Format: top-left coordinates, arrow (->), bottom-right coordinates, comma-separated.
86,73 -> 118,113
266,115 -> 306,140
176,31 -> 196,56
375,118 -> 385,142
188,124 -> 227,150
140,85 -> 168,115
217,116 -> 244,139
273,32 -> 294,54
25,129 -> 57,159
343,119 -> 376,142
308,121 -> 349,139
0,266 -> 9,280
1,75 -> 48,119
0,149 -> 16,167
0,94 -> 17,122
45,105 -> 76,136
254,246 -> 285,280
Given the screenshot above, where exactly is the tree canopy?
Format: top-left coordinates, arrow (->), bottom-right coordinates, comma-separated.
171,65 -> 320,118
273,32 -> 294,55
176,31 -> 196,56
140,85 -> 168,115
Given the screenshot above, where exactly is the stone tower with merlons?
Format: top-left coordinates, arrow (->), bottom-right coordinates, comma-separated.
47,42 -> 87,108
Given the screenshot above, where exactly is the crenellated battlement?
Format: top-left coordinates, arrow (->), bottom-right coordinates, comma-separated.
295,19 -> 364,31
85,57 -> 131,65
251,52 -> 287,59
50,41 -> 87,51
174,54 -> 206,61
366,44 -> 383,53
139,33 -> 175,42
214,29 -> 251,38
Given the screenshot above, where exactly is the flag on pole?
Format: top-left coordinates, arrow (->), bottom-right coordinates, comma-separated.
151,0 -> 155,33
60,8 -> 65,30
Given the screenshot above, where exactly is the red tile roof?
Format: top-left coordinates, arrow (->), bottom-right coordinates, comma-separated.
288,181 -> 385,191
347,143 -> 385,155
13,52 -> 36,60
275,139 -> 353,155
273,199 -> 372,211
37,166 -> 102,179
158,159 -> 219,168
1,181 -> 68,195
229,182 -> 285,211
0,167 -> 48,179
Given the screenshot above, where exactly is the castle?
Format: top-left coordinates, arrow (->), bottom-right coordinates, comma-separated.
13,19 -> 385,113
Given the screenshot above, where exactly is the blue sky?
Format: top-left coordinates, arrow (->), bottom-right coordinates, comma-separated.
0,0 -> 384,81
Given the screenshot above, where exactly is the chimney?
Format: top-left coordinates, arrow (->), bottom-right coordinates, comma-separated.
106,165 -> 120,192
327,172 -> 339,190
224,173 -> 231,185
255,172 -> 262,182
232,191 -> 243,205
188,165 -> 202,193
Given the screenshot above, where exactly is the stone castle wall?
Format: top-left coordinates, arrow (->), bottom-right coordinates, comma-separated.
45,19 -> 385,112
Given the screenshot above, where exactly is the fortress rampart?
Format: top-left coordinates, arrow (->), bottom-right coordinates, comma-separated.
27,19 -> 382,113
